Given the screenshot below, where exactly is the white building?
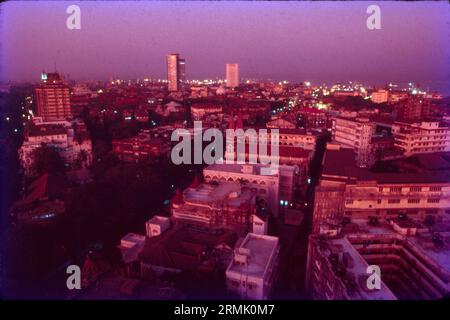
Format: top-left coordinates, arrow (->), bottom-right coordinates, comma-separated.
332,117 -> 375,167
19,118 -> 93,177
226,233 -> 280,299
146,216 -> 171,237
252,214 -> 268,235
392,121 -> 450,156
203,163 -> 283,215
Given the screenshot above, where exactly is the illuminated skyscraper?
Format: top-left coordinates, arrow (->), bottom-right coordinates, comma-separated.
226,63 -> 239,88
166,54 -> 186,91
35,73 -> 72,121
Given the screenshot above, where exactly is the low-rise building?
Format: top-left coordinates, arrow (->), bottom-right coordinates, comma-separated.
146,216 -> 171,237
19,118 -> 93,178
306,219 -> 450,299
203,163 -> 282,215
171,178 -> 257,234
312,146 -> 450,234
112,132 -> 171,163
226,233 -> 280,299
392,121 -> 449,156
371,89 -> 389,104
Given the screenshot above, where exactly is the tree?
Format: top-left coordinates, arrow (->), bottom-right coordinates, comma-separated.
31,143 -> 66,176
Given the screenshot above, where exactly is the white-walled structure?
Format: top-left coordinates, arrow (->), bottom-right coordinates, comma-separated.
226,233 -> 280,299
332,117 -> 375,167
19,118 -> 93,177
392,121 -> 450,156
146,216 -> 171,237
203,163 -> 281,215
252,214 -> 268,235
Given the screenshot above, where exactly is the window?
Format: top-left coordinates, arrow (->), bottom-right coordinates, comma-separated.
377,199 -> 382,204
388,199 -> 401,204
410,187 -> 422,192
408,199 -> 420,204
346,199 -> 354,205
389,187 -> 402,192
378,187 -> 384,192
429,186 -> 442,192
427,198 -> 440,203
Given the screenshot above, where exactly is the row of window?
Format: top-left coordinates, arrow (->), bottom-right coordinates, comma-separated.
379,186 -> 442,193
346,198 -> 441,205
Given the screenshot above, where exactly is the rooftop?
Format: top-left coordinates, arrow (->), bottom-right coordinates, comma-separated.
227,233 -> 279,279
138,227 -> 238,271
321,148 -> 450,184
181,181 -> 256,211
27,123 -> 67,137
204,163 -> 279,177
147,215 -> 170,226
326,236 -> 397,300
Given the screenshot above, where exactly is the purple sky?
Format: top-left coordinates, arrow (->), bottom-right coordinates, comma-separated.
1,1 -> 449,93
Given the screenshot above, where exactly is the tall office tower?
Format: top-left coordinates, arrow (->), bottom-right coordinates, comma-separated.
167,54 -> 180,91
179,58 -> 186,84
226,63 -> 239,88
35,73 -> 72,121
167,53 -> 186,92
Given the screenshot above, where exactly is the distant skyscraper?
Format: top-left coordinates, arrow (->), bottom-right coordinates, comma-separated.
226,63 -> 239,88
179,58 -> 186,84
35,73 -> 72,121
166,53 -> 186,91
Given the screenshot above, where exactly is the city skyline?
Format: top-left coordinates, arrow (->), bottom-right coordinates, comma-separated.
1,1 -> 450,305
1,1 -> 449,95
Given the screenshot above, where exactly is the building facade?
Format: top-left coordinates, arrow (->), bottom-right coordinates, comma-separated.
226,63 -> 239,88
392,121 -> 450,156
312,146 -> 450,234
371,89 -> 389,104
35,73 -> 72,121
226,233 -> 280,299
19,118 -> 93,177
167,53 -> 185,92
332,117 -> 375,167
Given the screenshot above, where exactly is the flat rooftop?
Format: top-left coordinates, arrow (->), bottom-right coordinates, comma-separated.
321,148 -> 450,184
204,163 -> 279,176
147,215 -> 169,225
346,219 -> 450,276
328,237 -> 397,300
227,233 -> 278,279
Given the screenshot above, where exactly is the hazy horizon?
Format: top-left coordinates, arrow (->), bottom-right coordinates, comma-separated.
1,1 -> 449,94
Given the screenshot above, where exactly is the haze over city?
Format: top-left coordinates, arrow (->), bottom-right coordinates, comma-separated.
1,1 -> 449,94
